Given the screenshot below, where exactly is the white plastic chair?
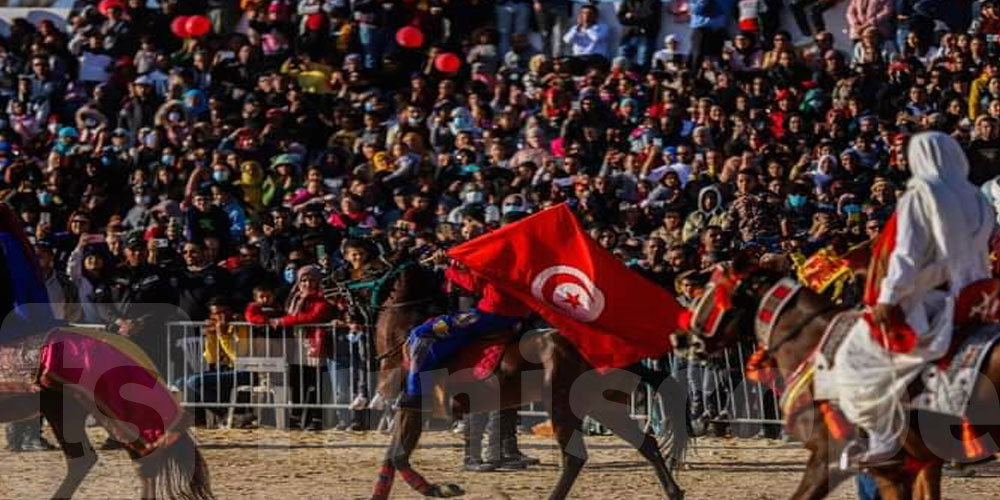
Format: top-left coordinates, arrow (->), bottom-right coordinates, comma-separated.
226,356 -> 289,430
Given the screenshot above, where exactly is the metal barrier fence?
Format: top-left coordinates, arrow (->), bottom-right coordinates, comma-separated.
165,322 -> 783,430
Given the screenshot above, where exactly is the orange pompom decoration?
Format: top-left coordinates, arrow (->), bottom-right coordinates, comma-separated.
745,346 -> 778,385
961,417 -> 987,460
818,401 -> 852,441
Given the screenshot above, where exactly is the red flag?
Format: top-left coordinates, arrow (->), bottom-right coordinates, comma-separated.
447,204 -> 683,370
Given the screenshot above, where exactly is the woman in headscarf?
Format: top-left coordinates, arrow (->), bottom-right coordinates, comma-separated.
266,264 -> 337,429
804,154 -> 837,191
832,132 -> 995,464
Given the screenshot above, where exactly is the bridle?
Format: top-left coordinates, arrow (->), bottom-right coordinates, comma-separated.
689,265 -> 833,358
338,260 -> 439,362
754,278 -> 837,357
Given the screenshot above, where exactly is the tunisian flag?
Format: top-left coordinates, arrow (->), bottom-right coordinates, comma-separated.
447,204 -> 685,370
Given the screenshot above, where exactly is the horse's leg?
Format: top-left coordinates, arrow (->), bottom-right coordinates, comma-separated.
911,464 -> 941,500
590,396 -> 684,499
873,475 -> 910,500
40,390 -> 97,500
547,397 -> 588,500
785,423 -> 850,500
372,408 -> 462,499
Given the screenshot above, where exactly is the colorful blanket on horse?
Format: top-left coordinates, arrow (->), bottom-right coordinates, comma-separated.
786,313 -> 1000,428
0,331 -> 48,393
0,326 -> 187,457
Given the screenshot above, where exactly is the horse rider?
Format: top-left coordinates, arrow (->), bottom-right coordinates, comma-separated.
831,132 -> 996,464
400,206 -> 533,410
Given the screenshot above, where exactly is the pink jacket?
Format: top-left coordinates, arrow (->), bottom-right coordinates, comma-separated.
847,0 -> 894,40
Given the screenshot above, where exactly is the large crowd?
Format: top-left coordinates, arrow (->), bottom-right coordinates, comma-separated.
3,0 -> 1000,440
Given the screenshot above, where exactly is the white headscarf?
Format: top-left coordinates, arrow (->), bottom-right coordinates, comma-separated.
979,175 -> 1000,225
906,132 -> 993,277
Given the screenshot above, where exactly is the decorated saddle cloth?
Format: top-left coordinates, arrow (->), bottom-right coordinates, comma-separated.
0,331 -> 49,393
1,326 -> 188,457
795,313 -> 1000,423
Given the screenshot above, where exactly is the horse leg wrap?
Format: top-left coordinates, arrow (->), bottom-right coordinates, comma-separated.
398,466 -> 433,495
371,464 -> 395,500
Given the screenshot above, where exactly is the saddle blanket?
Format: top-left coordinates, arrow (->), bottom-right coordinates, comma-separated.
0,331 -> 48,393
811,313 -> 1000,418
451,340 -> 508,382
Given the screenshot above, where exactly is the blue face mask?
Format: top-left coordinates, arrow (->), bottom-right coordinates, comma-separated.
161,154 -> 175,165
842,204 -> 862,215
787,194 -> 807,209
212,170 -> 229,183
37,191 -> 53,206
283,267 -> 297,284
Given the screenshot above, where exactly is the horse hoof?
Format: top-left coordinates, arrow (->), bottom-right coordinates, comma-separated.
428,483 -> 464,497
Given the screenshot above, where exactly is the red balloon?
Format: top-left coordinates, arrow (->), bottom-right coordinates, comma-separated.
170,16 -> 190,39
98,0 -> 125,16
185,15 -> 212,38
434,53 -> 461,73
395,26 -> 424,49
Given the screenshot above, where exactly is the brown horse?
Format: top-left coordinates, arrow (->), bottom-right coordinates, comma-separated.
1,386 -> 212,500
689,256 -> 1000,500
366,261 -> 688,500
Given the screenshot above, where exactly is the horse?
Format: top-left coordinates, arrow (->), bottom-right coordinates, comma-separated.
0,201 -> 213,500
365,258 -> 688,500
687,254 -> 1000,500
1,352 -> 213,500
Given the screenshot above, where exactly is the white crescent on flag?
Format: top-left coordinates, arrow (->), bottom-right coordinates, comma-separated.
530,265 -> 605,323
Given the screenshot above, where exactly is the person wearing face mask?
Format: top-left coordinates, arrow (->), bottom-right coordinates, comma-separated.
123,184 -> 155,230
447,184 -> 500,225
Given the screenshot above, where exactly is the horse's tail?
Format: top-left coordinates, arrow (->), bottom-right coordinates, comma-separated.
137,431 -> 214,500
627,362 -> 692,469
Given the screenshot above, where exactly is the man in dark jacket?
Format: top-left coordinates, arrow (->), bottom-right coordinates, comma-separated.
109,233 -> 178,372
617,0 -> 661,69
177,240 -> 230,321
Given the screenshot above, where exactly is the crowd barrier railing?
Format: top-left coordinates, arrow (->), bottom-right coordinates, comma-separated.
165,322 -> 784,430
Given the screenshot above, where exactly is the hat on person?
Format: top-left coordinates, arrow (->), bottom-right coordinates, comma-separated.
58,126 -> 79,139
82,244 -> 104,259
125,233 -> 145,249
296,264 -> 322,281
460,204 -> 486,224
270,153 -> 301,168
134,75 -> 153,86
303,203 -> 325,215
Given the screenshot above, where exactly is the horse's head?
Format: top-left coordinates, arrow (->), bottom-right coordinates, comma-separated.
685,250 -> 790,355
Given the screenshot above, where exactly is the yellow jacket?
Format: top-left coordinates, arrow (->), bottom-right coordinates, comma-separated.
969,72 -> 992,120
203,323 -> 250,367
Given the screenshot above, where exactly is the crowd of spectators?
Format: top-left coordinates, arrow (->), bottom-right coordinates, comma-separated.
4,0 -> 1000,433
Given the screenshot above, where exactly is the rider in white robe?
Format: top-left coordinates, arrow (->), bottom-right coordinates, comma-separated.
831,132 -> 994,462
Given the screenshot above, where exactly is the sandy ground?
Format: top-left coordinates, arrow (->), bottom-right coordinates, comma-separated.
2,425 -> 1000,499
